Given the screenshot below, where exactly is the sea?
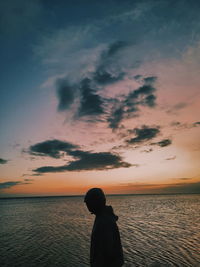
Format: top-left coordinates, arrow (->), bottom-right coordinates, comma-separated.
0,194 -> 199,267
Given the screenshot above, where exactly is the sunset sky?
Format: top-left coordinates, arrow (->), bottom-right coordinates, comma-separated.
0,0 -> 200,197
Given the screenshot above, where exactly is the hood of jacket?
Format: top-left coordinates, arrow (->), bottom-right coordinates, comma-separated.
96,205 -> 118,221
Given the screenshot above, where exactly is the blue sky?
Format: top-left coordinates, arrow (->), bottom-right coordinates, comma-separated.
0,0 -> 200,196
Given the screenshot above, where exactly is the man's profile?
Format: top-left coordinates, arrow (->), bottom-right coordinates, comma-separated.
84,188 -> 124,267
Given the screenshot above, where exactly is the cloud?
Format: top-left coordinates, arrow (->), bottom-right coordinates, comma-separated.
55,41 -> 127,119
29,139 -> 78,158
0,181 -> 30,190
108,105 -> 124,130
166,156 -> 176,160
56,79 -> 77,111
167,102 -> 188,114
141,148 -> 153,153
143,76 -> 157,85
52,35 -> 157,129
0,158 -> 8,164
193,121 -> 200,127
160,181 -> 200,194
152,139 -> 172,147
93,41 -> 127,85
33,150 -> 132,173
112,181 -> 200,194
93,70 -> 125,85
126,125 -> 160,144
78,78 -> 105,117
108,76 -> 158,129
28,138 -> 132,173
178,178 -> 191,180
173,102 -> 188,110
171,121 -> 200,131
125,83 -> 156,104
103,41 -> 127,58
134,74 -> 142,80
143,94 -> 156,107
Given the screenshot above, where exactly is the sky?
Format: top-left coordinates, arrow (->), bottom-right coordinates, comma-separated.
0,0 -> 200,197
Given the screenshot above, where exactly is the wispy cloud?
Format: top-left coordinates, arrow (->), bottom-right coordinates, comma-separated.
166,156 -> 176,161
167,102 -> 189,114
0,158 -> 8,164
141,148 -> 153,153
151,139 -> 172,147
112,181 -> 200,194
0,181 -> 31,190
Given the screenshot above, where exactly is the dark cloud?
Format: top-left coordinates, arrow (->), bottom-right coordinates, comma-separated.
167,102 -> 188,114
105,41 -> 127,58
31,173 -> 42,176
143,94 -> 156,107
33,151 -> 132,173
108,77 -> 158,129
55,40 -> 157,128
193,121 -> 200,127
134,74 -> 142,80
126,126 -> 160,144
143,76 -> 157,85
152,139 -> 172,147
126,84 -> 156,102
55,41 -> 157,129
0,158 -> 8,164
93,41 -> 127,85
29,139 -> 78,158
56,79 -> 76,111
0,181 -> 30,190
78,78 -> 105,116
56,41 -> 127,117
108,105 -> 124,130
93,69 -> 125,85
159,182 -> 200,194
29,138 -> 132,174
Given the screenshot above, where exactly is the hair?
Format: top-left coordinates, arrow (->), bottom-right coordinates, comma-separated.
84,188 -> 106,209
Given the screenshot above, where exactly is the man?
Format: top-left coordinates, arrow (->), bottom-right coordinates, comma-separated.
84,188 -> 124,267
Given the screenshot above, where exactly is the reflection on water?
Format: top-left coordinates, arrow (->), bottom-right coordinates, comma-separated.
0,194 -> 200,266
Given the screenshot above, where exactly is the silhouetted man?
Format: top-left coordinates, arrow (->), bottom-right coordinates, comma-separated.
84,188 -> 124,267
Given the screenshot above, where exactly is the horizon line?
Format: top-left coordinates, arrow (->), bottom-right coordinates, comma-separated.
0,192 -> 199,200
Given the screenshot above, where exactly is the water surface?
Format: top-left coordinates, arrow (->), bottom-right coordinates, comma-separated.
0,194 -> 199,266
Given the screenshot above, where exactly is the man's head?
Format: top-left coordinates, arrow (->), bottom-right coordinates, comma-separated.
84,188 -> 106,214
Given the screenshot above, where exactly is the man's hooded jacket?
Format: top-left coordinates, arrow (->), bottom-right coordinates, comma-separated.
90,205 -> 124,267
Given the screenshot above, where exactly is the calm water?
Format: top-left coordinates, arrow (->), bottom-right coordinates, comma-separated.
0,194 -> 199,267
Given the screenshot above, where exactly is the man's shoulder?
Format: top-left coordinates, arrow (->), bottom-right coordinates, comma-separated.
95,214 -> 117,231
